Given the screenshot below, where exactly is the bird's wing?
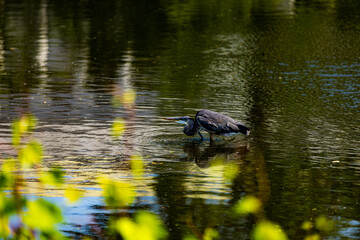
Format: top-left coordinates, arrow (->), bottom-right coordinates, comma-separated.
196,115 -> 220,132
196,111 -> 239,134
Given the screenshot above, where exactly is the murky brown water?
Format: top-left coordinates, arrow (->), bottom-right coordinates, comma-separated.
1,0 -> 360,239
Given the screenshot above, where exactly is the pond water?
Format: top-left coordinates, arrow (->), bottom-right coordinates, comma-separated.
1,0 -> 360,239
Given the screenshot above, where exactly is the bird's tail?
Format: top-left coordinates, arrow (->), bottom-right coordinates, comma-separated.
237,123 -> 250,135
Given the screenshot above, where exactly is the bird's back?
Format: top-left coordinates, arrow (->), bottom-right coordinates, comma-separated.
195,110 -> 249,135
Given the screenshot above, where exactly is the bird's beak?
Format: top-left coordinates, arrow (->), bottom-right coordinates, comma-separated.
163,117 -> 181,121
163,117 -> 188,125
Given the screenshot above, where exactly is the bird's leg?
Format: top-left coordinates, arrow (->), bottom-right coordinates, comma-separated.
209,133 -> 215,142
198,132 -> 204,141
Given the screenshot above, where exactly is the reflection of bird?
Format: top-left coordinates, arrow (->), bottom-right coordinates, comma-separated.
165,110 -> 250,142
182,141 -> 249,167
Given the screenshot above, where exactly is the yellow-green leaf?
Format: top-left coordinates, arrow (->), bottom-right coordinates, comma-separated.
0,172 -> 13,189
19,141 -> 43,168
0,159 -> 16,189
0,193 -> 16,217
315,216 -> 333,232
115,211 -> 168,240
301,221 -> 313,231
234,195 -> 262,215
209,156 -> 225,167
0,215 -> 10,239
112,118 -> 126,137
183,235 -> 198,240
122,88 -> 136,105
98,176 -> 135,208
115,217 -> 137,240
223,163 -> 239,182
2,158 -> 16,172
130,154 -> 144,177
40,167 -> 64,186
204,227 -> 219,240
135,211 -> 168,240
111,96 -> 123,108
65,186 -> 84,204
24,199 -> 63,232
304,234 -> 321,240
11,115 -> 37,146
252,221 -> 288,240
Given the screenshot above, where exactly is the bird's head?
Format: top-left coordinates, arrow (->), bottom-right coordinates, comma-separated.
163,116 -> 194,126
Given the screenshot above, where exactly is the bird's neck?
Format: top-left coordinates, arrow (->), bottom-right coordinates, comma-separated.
183,119 -> 201,136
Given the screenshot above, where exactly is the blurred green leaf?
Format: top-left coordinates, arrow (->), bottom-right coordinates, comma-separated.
115,211 -> 168,240
2,158 -> 17,172
0,171 -> 13,189
315,216 -> 333,232
0,193 -> 17,217
234,195 -> 262,215
131,154 -> 144,177
301,220 -> 313,231
65,185 -> 84,204
209,156 -> 225,167
115,217 -> 137,240
0,215 -> 10,239
183,235 -> 198,240
40,167 -> 64,186
111,96 -> 123,108
135,212 -> 168,239
252,221 -> 288,240
223,163 -> 239,182
24,198 -> 63,232
122,88 -> 137,106
11,115 -> 37,146
98,176 -> 135,208
19,141 -> 43,168
0,159 -> 16,189
112,118 -> 126,138
204,227 -> 219,240
112,88 -> 137,108
304,234 -> 321,240
12,130 -> 21,147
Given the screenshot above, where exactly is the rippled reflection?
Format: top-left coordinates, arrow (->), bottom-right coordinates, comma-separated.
1,0 -> 360,239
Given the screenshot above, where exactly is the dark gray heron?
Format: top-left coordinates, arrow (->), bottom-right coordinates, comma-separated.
164,109 -> 250,142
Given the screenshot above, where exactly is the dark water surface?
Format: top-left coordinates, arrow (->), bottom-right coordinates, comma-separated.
1,0 -> 360,239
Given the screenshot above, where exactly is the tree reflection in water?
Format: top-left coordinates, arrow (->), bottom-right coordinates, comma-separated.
151,137 -> 274,239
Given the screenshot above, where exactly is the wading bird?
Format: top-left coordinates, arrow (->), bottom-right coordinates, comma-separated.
165,110 -> 250,142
